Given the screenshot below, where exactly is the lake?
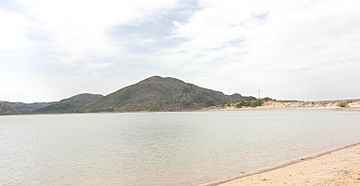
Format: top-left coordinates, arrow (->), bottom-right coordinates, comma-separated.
1,110 -> 360,185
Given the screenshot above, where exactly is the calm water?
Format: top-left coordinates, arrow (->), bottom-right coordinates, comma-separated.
1,110 -> 360,186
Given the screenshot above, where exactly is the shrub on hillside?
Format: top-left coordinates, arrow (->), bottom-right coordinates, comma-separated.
235,99 -> 265,108
337,101 -> 349,108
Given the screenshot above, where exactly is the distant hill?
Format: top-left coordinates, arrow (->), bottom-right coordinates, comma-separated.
35,93 -> 103,113
0,103 -> 18,115
0,101 -> 54,114
82,76 -> 255,112
0,76 -> 256,115
0,93 -> 103,115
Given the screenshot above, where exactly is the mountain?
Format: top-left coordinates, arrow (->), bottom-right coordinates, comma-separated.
0,101 -> 54,114
0,93 -> 103,115
34,93 -> 103,113
82,76 -> 255,112
0,76 -> 256,115
0,103 -> 18,115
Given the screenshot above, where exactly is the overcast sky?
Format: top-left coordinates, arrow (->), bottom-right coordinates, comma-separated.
0,0 -> 359,102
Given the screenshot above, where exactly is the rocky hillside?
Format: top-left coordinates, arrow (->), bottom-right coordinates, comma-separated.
0,93 -> 103,115
34,93 -> 103,113
0,101 -> 54,114
82,76 -> 255,112
0,76 -> 255,115
0,103 -> 18,115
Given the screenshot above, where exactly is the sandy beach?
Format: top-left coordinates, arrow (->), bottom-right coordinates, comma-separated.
202,142 -> 360,186
204,99 -> 360,112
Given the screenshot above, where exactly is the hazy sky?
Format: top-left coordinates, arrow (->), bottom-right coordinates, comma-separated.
1,0 -> 359,102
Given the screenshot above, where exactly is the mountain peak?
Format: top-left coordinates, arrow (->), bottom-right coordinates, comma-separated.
83,76 -> 254,112
0,76 -> 255,115
144,75 -> 163,81
139,76 -> 185,84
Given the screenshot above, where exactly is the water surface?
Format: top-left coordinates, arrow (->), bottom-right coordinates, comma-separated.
1,110 -> 360,185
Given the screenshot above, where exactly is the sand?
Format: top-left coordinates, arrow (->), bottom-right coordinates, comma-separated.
206,99 -> 360,112
201,142 -> 360,186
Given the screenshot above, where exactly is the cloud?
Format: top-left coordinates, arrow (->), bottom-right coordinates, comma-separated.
0,11 -> 30,50
13,0 -> 178,65
0,0 -> 360,102
0,0 -> 180,101
148,0 -> 360,100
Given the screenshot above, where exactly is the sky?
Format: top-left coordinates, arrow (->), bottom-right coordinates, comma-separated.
0,0 -> 359,102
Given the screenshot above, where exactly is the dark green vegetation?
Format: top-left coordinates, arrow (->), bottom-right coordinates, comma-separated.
221,97 -> 272,108
235,99 -> 265,107
238,97 -> 273,107
337,100 -> 350,108
0,76 -> 255,115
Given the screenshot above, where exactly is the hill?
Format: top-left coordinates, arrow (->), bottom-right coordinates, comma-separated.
0,101 -> 54,114
0,76 -> 256,115
0,93 -> 103,115
35,93 -> 103,113
82,76 -> 255,112
0,103 -> 19,115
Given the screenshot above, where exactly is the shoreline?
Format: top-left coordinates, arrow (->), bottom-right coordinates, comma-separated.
1,99 -> 360,116
203,99 -> 360,113
2,100 -> 360,117
0,107 -> 359,117
208,107 -> 360,112
200,141 -> 360,186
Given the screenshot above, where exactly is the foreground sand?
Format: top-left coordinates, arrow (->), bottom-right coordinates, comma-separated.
202,142 -> 360,186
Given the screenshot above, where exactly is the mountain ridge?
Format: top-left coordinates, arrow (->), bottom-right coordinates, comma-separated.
0,76 -> 255,115
82,76 -> 255,112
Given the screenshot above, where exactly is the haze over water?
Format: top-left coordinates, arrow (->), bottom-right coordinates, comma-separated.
1,110 -> 360,185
